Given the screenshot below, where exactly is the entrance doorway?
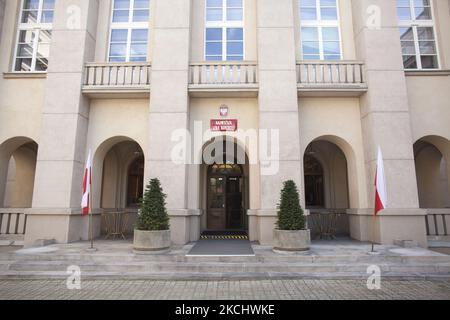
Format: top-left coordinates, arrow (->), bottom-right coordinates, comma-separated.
304,154 -> 325,208
207,164 -> 245,230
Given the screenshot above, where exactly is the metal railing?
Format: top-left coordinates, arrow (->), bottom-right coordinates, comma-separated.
425,209 -> 450,236
189,61 -> 258,86
83,62 -> 151,87
307,209 -> 349,239
0,209 -> 27,235
297,61 -> 365,86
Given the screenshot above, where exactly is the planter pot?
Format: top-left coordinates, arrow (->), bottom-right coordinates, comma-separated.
273,229 -> 311,252
133,229 -> 171,253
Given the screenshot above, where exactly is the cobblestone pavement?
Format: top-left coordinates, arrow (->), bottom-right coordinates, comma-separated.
1,279 -> 450,300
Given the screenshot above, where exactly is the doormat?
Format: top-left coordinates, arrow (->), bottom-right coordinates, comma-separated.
187,239 -> 255,256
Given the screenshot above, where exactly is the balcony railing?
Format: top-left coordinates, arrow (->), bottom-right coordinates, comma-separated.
82,62 -> 151,97
0,209 -> 27,236
296,61 -> 367,96
426,209 -> 450,237
189,62 -> 258,96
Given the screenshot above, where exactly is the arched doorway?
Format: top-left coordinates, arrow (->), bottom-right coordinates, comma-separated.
414,138 -> 450,209
304,141 -> 349,209
100,141 -> 144,210
93,137 -> 145,237
0,138 -> 38,208
303,140 -> 350,238
0,137 -> 38,237
202,137 -> 249,232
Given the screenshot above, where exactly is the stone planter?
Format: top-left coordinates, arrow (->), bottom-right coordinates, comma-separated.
133,229 -> 171,254
273,229 -> 311,252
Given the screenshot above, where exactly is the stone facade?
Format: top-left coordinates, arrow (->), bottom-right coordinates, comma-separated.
0,0 -> 449,248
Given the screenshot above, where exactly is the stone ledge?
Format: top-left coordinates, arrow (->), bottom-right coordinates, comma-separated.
24,208 -> 101,216
405,70 -> 450,77
346,208 -> 427,216
248,209 -> 310,217
168,209 -> 202,217
3,72 -> 47,79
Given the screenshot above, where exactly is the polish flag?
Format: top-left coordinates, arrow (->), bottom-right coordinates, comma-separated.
374,146 -> 387,215
81,150 -> 92,216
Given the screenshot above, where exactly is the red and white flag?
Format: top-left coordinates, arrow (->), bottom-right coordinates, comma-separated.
81,150 -> 92,216
374,146 -> 387,215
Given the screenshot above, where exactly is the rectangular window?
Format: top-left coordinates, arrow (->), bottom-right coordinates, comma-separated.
397,0 -> 438,69
109,0 -> 149,62
205,0 -> 244,61
299,0 -> 342,60
14,0 -> 55,72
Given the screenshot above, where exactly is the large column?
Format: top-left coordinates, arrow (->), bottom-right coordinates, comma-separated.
25,1 -> 99,246
350,0 -> 427,247
252,0 -> 303,245
147,0 -> 199,244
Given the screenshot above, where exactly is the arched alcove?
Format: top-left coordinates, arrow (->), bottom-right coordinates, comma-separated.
0,137 -> 38,208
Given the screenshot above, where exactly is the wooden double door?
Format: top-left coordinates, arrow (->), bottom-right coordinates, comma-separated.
207,165 -> 245,230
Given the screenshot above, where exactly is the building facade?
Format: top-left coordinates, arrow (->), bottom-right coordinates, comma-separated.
0,0 -> 449,248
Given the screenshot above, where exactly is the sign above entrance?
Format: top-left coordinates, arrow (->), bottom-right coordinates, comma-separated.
210,119 -> 238,132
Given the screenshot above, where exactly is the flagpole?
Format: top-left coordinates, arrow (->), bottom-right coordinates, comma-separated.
370,146 -> 386,254
85,150 -> 96,252
89,191 -> 94,250
371,214 -> 376,252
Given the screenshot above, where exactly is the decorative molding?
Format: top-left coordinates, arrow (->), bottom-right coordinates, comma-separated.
3,72 -> 47,79
405,70 -> 450,76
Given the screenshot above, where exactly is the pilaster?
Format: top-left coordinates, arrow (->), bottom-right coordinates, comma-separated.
147,0 -> 195,244
351,0 -> 427,247
254,0 -> 303,244
26,0 -> 99,246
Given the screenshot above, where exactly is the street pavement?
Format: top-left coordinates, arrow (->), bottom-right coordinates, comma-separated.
1,279 -> 449,300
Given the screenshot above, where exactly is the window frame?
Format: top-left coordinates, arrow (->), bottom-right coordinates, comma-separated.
204,0 -> 245,61
397,0 -> 440,70
12,0 -> 54,73
107,0 -> 150,63
299,0 -> 343,61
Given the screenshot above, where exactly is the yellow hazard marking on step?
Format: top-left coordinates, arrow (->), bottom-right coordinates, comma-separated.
200,234 -> 249,240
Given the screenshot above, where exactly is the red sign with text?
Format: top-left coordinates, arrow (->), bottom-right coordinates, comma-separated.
210,119 -> 238,132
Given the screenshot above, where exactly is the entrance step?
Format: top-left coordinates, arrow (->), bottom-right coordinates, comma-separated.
1,241 -> 450,280
1,251 -> 450,264
4,260 -> 450,273
1,256 -> 450,280
1,264 -> 450,280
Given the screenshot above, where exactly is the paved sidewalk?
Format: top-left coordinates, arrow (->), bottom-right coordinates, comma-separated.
1,279 -> 449,300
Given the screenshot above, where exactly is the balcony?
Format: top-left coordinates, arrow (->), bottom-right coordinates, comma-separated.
296,61 -> 367,97
189,62 -> 258,97
80,61 -> 366,98
82,62 -> 151,98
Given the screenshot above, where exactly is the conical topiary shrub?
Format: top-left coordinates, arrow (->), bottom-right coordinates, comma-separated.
136,178 -> 170,231
276,180 -> 306,230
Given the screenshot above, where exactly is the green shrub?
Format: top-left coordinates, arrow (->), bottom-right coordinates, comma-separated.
136,178 -> 170,231
276,180 -> 306,230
